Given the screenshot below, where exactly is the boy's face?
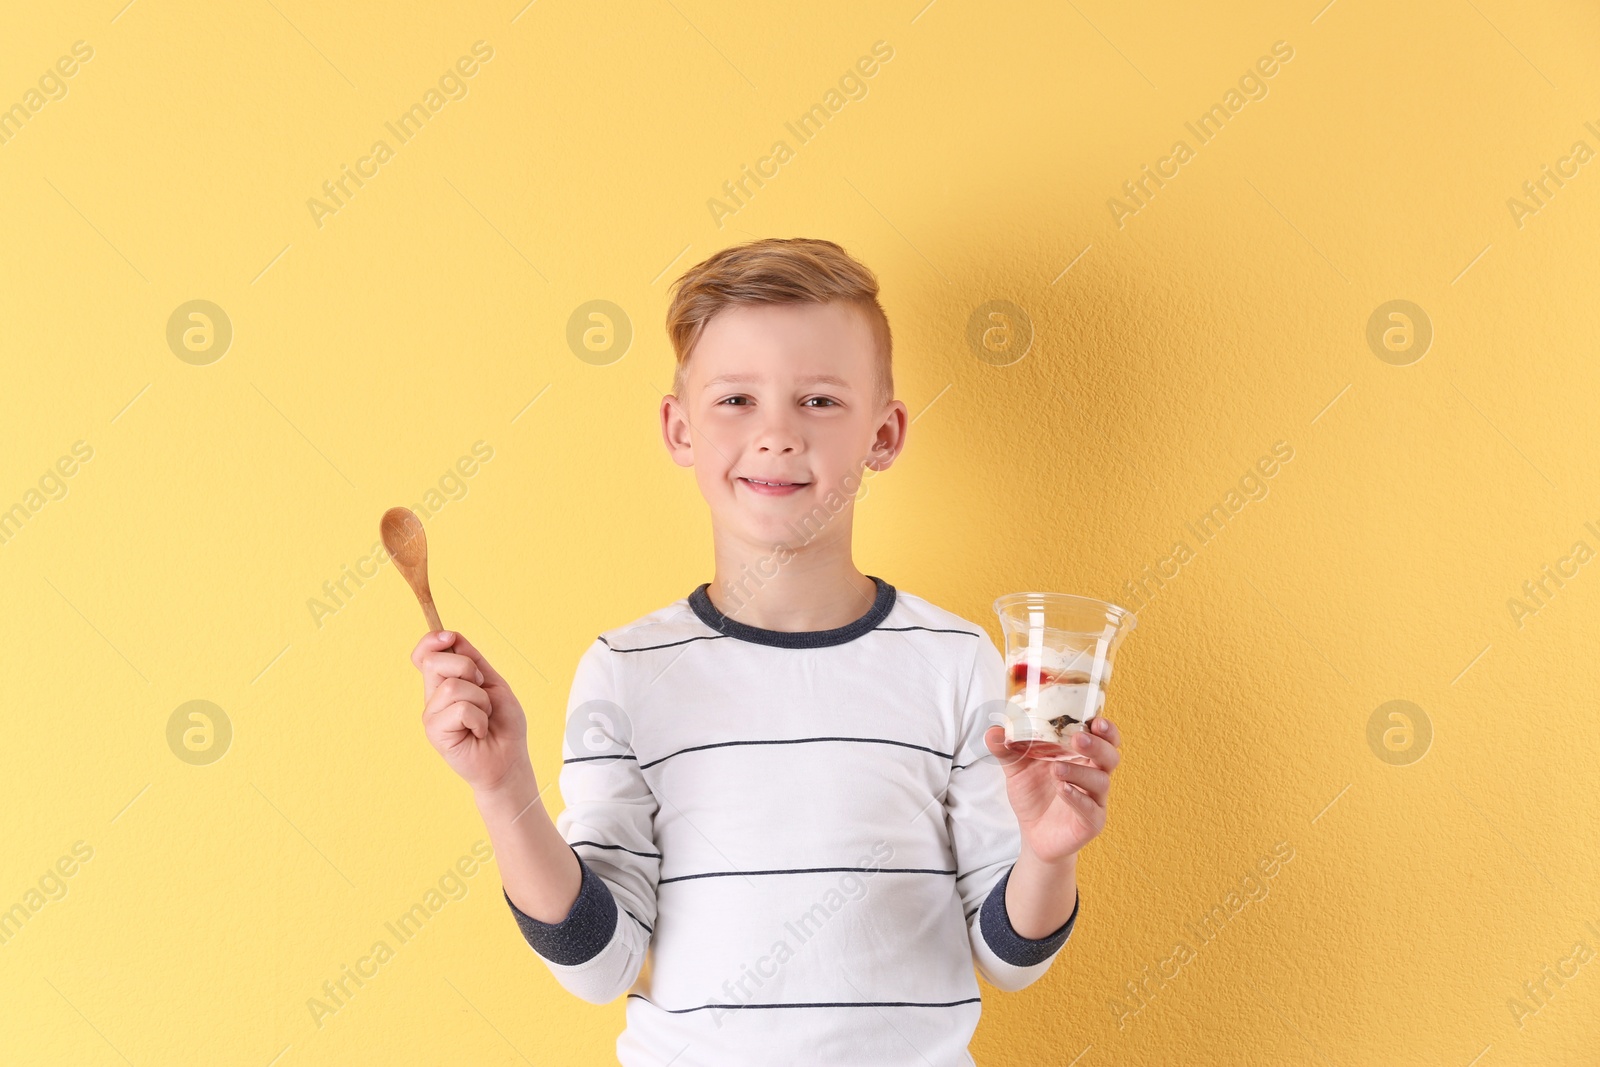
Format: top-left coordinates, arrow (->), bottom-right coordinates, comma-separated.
661,300 -> 908,553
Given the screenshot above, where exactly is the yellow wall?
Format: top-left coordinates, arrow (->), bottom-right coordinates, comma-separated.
4,1 -> 1597,1063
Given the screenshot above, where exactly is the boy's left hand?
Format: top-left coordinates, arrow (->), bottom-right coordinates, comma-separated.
983,717 -> 1122,864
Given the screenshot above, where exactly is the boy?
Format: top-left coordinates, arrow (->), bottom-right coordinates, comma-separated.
410,237 -> 1123,1065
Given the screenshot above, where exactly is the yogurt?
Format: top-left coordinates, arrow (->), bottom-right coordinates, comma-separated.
1003,645 -> 1109,759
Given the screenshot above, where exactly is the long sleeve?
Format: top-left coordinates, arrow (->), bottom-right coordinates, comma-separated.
945,632 -> 1078,992
503,637 -> 660,1004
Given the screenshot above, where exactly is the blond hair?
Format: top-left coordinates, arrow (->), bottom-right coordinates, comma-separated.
665,237 -> 893,406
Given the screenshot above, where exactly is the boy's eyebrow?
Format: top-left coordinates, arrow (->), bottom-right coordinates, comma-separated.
702,373 -> 854,391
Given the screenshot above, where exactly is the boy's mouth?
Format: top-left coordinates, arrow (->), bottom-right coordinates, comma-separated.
738,476 -> 809,496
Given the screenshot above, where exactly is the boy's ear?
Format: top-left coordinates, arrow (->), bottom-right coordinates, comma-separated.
660,394 -> 695,467
867,400 -> 910,470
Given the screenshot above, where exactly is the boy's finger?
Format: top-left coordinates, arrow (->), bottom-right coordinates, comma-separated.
412,630 -> 463,670
430,700 -> 488,743
424,677 -> 491,719
421,649 -> 485,686
1090,716 -> 1121,749
1056,777 -> 1102,815
411,631 -> 448,670
1052,760 -> 1110,805
1069,730 -> 1121,772
446,631 -> 510,689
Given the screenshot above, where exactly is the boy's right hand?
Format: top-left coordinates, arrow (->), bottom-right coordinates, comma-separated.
411,630 -> 533,795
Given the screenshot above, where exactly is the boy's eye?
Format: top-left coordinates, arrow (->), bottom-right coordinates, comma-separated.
716,395 -> 838,407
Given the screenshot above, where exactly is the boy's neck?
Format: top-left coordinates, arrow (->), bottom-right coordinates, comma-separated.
705,536 -> 880,632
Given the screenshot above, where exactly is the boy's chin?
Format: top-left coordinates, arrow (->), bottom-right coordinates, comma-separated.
716,505 -> 818,548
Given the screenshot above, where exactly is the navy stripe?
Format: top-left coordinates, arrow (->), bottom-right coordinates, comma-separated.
622,907 -> 652,934
639,735 -> 953,770
660,865 -> 954,885
873,625 -> 983,638
571,839 -> 662,859
628,993 -> 982,1013
601,624 -> 979,655
600,632 -> 730,653
563,753 -> 639,764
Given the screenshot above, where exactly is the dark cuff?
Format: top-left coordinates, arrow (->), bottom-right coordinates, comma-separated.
979,863 -> 1078,967
503,847 -> 618,966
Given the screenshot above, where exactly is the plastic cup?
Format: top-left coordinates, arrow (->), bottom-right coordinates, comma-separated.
992,592 -> 1136,762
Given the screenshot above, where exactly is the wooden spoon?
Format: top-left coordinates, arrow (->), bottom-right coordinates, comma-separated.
380,506 -> 447,640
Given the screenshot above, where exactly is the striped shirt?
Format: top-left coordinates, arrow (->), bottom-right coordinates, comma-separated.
503,575 -> 1079,1066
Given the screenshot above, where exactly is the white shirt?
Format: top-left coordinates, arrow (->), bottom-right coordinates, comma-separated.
503,576 -> 1078,1066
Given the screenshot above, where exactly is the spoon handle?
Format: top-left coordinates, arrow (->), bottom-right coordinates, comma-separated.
419,597 -> 445,638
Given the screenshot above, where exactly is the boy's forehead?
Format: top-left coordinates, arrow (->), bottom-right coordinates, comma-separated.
690,301 -> 875,387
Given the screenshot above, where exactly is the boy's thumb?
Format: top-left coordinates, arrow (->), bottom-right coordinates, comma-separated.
982,725 -> 1026,771
432,630 -> 470,665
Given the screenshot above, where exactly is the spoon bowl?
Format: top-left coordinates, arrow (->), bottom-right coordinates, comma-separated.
380,506 -> 446,636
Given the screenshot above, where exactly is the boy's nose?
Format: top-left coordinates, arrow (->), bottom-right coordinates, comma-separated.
754,419 -> 802,453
